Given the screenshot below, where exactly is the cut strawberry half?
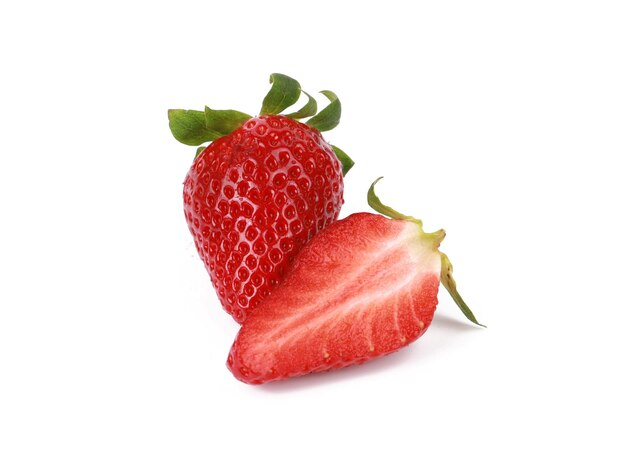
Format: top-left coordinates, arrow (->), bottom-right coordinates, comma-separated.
227,178 -> 483,384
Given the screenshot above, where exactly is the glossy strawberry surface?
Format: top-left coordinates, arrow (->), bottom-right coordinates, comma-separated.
183,115 -> 344,323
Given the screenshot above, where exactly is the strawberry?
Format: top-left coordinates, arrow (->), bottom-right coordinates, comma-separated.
169,74 -> 354,323
227,178 -> 483,384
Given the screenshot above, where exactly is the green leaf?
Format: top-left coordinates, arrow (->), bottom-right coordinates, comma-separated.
330,145 -> 354,176
168,109 -> 222,146
367,177 -> 421,224
167,107 -> 251,147
286,91 -> 318,119
306,90 -> 341,132
204,106 -> 251,136
195,146 -> 206,158
260,73 -> 301,115
440,253 -> 486,327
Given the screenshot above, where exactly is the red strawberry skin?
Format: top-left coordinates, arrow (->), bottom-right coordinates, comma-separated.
227,213 -> 441,384
183,115 -> 344,323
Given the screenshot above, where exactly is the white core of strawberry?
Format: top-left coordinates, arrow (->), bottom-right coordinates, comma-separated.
403,222 -> 444,274
245,221 -> 441,356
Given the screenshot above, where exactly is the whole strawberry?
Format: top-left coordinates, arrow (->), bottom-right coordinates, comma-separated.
169,74 -> 354,323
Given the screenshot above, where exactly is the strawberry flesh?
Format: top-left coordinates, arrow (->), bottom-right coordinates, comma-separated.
227,213 -> 442,384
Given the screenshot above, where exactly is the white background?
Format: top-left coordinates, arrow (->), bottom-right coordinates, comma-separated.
1,1 -> 625,450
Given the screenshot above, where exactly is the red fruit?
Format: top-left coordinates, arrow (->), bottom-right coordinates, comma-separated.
227,178 -> 483,384
184,116 -> 344,322
169,74 -> 354,323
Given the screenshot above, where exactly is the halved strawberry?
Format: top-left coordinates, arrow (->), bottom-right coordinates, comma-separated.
227,178 -> 483,384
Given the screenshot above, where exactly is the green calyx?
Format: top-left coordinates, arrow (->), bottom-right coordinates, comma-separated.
367,177 -> 485,327
330,145 -> 354,176
167,108 -> 252,146
260,73 -> 302,115
168,73 -> 352,176
367,177 -> 424,226
440,253 -> 485,327
305,90 -> 341,132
